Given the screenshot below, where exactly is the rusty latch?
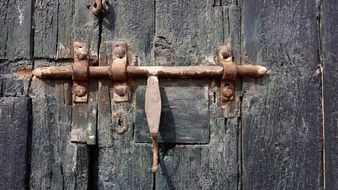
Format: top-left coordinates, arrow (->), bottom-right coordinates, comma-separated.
32,41 -> 267,173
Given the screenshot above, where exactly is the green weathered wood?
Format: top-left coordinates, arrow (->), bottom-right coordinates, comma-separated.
31,0 -> 98,189
241,0 -> 322,189
154,0 -> 225,66
97,41 -> 113,148
135,80 -> 210,144
97,0 -> 155,188
0,97 -> 31,189
101,0 -> 155,65
321,0 -> 338,189
156,100 -> 239,190
33,0 -> 77,59
30,66 -> 64,189
153,1 -> 240,189
71,81 -> 97,145
0,0 -> 32,59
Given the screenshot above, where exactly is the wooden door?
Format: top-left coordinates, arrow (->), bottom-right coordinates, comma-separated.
1,0 -> 337,189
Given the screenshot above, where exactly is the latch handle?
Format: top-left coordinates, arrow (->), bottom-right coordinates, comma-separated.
145,76 -> 161,173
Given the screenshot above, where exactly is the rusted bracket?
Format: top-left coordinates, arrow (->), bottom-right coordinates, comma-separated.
32,41 -> 268,173
72,42 -> 90,103
110,41 -> 130,103
218,44 -> 236,103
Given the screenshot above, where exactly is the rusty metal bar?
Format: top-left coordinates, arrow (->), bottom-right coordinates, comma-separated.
33,65 -> 267,80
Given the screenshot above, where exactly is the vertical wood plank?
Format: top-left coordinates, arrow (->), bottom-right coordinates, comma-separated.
0,0 -> 32,59
30,66 -> 64,189
31,0 -> 99,189
321,0 -> 338,189
33,0 -> 76,59
154,0 -> 225,66
0,97 -> 31,189
241,0 -> 322,189
97,0 -> 155,188
154,1 -> 240,189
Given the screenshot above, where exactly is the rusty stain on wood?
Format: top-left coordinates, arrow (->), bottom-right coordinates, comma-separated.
16,66 -> 33,79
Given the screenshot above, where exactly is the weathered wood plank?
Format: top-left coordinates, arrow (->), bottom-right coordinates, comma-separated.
70,81 -> 98,145
321,0 -> 338,189
153,1 -> 240,189
0,61 -> 33,97
97,0 -> 155,188
98,144 -> 153,189
241,0 -> 322,189
29,61 -> 92,189
0,0 -> 32,59
31,0 -> 99,188
34,0 -> 98,59
156,117 -> 239,190
101,0 -> 155,66
33,0 -> 59,58
135,80 -> 210,144
0,97 -> 31,189
33,0 -> 74,59
29,65 -> 64,189
154,0 -> 225,66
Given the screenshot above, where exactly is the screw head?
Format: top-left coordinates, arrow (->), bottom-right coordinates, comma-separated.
74,85 -> 87,97
222,86 -> 233,97
115,85 -> 127,97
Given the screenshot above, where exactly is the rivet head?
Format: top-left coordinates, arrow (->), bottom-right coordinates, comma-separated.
74,42 -> 89,60
74,85 -> 87,97
222,86 -> 233,97
115,85 -> 127,97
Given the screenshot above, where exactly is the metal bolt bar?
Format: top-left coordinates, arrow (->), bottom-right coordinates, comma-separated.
32,65 -> 267,80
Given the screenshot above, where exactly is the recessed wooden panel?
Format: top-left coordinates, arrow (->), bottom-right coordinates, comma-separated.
135,80 -> 210,144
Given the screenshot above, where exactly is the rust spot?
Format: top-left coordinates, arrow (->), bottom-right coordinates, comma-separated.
16,66 -> 33,79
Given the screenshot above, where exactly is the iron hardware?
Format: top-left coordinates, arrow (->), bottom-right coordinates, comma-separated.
73,42 -> 90,103
89,0 -> 108,16
32,41 -> 267,173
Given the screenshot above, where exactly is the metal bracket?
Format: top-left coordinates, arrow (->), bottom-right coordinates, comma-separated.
72,42 -> 90,103
218,44 -> 237,103
110,41 -> 130,103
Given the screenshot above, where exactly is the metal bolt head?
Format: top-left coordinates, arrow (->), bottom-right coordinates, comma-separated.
74,85 -> 87,97
74,42 -> 89,60
112,41 -> 127,59
115,85 -> 127,97
218,43 -> 233,61
222,86 -> 233,97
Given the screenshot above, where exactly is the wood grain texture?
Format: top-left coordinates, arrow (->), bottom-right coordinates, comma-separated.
241,0 -> 322,189
153,1 -> 240,189
154,0 -> 226,66
34,0 -> 98,59
135,80 -> 210,144
101,0 -> 155,66
97,0 -> 155,188
0,97 -> 31,189
29,61 -> 91,189
0,60 -> 33,97
321,0 -> 338,189
0,0 -> 32,59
